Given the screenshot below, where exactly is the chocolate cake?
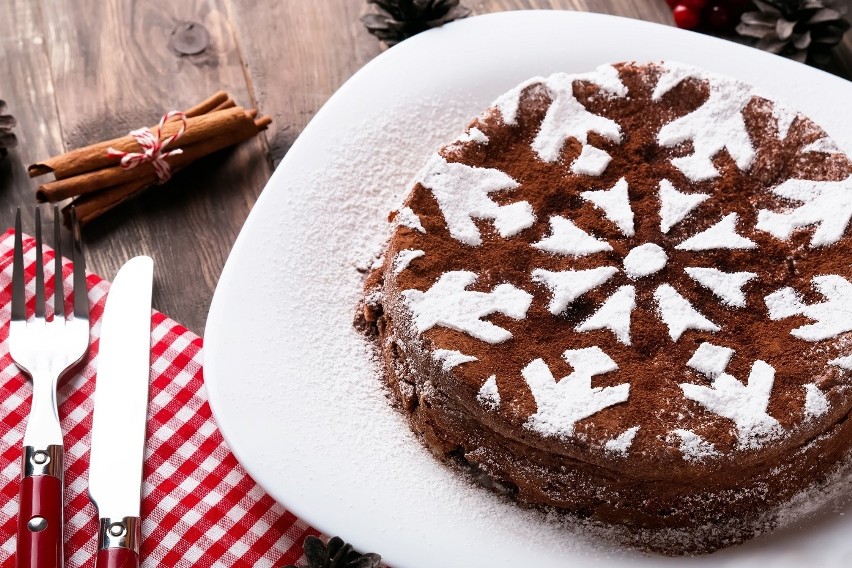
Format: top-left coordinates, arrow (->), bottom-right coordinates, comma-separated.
359,61 -> 852,553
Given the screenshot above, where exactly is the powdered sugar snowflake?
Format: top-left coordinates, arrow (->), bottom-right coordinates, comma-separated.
522,347 -> 629,438
535,177 -> 756,345
494,64 -> 628,175
403,271 -> 533,344
682,342 -> 782,449
765,275 -> 852,341
756,174 -> 852,248
653,62 -> 756,181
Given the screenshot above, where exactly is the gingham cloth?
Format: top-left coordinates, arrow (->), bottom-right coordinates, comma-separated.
0,229 -> 317,567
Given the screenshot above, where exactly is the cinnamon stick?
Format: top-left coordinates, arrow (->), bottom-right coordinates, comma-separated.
40,117 -> 263,203
184,91 -> 228,118
212,97 -> 236,112
254,116 -> 272,130
28,92 -> 234,179
64,179 -> 149,226
64,117 -> 269,225
30,107 -> 251,182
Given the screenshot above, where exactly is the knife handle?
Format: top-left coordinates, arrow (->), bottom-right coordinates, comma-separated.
96,517 -> 141,568
95,548 -> 139,568
16,475 -> 63,568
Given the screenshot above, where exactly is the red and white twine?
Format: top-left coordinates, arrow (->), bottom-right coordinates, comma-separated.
107,110 -> 188,184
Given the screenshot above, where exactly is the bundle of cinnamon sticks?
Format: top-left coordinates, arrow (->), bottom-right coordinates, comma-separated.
28,91 -> 271,226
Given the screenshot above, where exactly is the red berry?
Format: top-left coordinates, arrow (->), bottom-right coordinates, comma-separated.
666,0 -> 680,7
682,0 -> 709,10
707,4 -> 731,28
673,5 -> 701,29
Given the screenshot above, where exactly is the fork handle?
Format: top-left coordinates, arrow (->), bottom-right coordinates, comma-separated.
16,474 -> 63,568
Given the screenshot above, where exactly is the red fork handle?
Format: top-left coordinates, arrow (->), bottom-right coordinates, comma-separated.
95,548 -> 139,568
16,475 -> 63,568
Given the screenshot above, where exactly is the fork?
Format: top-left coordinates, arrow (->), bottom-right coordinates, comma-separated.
11,206 -> 89,568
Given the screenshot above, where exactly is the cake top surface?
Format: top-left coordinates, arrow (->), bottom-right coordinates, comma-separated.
384,61 -> 852,467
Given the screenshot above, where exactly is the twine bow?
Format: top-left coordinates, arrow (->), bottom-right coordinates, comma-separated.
107,111 -> 187,184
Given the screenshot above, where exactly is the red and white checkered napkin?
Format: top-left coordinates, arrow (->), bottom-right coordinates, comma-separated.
0,229 -> 316,567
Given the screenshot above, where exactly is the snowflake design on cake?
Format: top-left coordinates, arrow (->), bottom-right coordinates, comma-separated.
494,64 -> 628,175
522,347 -> 629,438
389,61 -> 852,461
416,154 -> 535,246
682,342 -> 782,449
765,275 -> 852,341
653,62 -> 756,181
756,175 -> 852,247
402,271 -> 533,343
532,174 -> 759,344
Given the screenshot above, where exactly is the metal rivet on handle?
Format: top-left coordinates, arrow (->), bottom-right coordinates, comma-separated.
27,516 -> 47,532
108,522 -> 125,537
31,451 -> 49,465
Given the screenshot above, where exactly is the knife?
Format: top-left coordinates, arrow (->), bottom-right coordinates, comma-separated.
87,256 -> 153,568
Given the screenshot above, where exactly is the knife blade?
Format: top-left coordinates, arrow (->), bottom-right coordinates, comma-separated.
87,256 -> 153,568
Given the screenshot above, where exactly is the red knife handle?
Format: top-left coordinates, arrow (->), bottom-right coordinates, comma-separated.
16,475 -> 63,568
95,548 -> 139,568
95,517 -> 141,568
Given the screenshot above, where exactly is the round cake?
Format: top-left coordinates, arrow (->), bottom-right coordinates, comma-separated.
359,61 -> 852,553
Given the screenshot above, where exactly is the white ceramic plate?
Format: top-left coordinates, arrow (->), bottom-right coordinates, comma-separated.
204,11 -> 852,567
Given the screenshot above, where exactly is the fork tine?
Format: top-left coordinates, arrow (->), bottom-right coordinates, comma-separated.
12,208 -> 25,321
70,207 -> 88,320
34,207 -> 45,319
53,205 -> 64,319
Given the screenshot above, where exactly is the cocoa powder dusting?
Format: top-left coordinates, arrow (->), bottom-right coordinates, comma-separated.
361,62 -> 852,546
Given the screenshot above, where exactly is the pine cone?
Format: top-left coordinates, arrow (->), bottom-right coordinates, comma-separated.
283,536 -> 382,568
0,100 -> 17,160
361,0 -> 471,46
736,0 -> 851,65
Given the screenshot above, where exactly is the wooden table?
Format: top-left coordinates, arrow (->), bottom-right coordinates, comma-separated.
1,0 -> 850,334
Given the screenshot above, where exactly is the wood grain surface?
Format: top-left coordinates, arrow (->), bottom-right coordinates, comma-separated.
0,0 -> 848,333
